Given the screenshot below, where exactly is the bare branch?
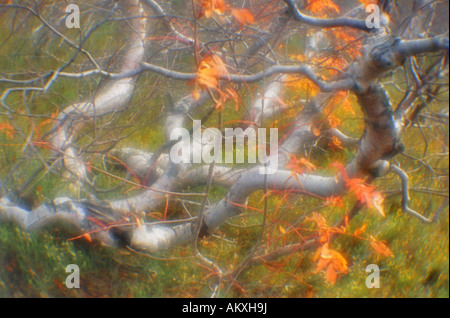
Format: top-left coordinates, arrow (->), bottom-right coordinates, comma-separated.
390,164 -> 433,223
282,0 -> 373,31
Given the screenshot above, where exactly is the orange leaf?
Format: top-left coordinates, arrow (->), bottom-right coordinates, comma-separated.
370,235 -> 394,258
307,0 -> 340,18
315,243 -> 332,272
325,263 -> 338,284
359,0 -> 378,6
330,249 -> 348,274
195,54 -> 228,93
324,195 -> 344,208
312,125 -> 321,136
197,0 -> 226,19
342,94 -> 355,115
344,177 -> 385,216
285,76 -> 320,97
231,8 -> 255,26
315,242 -> 348,285
81,233 -> 92,243
354,223 -> 367,237
329,136 -> 344,150
327,114 -> 341,128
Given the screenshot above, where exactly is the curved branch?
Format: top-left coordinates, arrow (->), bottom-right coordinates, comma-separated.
390,165 -> 432,223
282,0 -> 373,32
51,0 -> 148,184
139,62 -> 354,91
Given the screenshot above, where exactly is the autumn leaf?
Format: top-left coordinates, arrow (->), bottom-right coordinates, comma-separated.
324,195 -> 344,208
341,93 -> 356,115
286,76 -> 320,98
307,212 -> 329,230
346,177 -> 385,216
81,233 -> 92,243
197,0 -> 227,19
213,86 -> 240,111
353,223 -> 367,237
314,242 -> 332,272
314,242 -> 348,285
68,232 -> 92,243
359,0 -> 378,6
370,235 -> 394,258
329,161 -> 386,216
325,263 -> 338,284
327,114 -> 341,128
306,212 -> 344,244
307,0 -> 340,18
193,54 -> 228,100
330,249 -> 348,273
328,28 -> 363,59
231,8 -> 255,26
329,136 -> 344,150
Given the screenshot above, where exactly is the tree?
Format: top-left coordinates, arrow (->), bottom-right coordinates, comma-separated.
0,0 -> 448,297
